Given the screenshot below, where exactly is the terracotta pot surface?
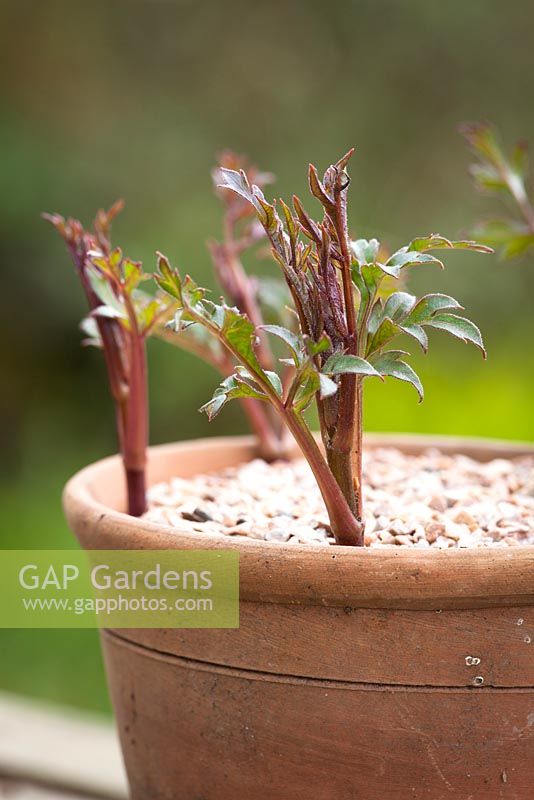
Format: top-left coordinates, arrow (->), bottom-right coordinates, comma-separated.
64,434 -> 534,800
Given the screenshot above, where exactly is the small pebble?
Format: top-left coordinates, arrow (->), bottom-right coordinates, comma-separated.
145,448 -> 534,549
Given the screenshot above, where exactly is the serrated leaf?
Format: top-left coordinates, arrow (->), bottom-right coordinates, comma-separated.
155,252 -> 183,301
425,313 -> 486,356
200,393 -> 227,421
181,274 -> 206,307
405,293 -> 463,324
221,308 -> 264,375
370,350 -> 424,402
323,353 -> 381,378
200,374 -> 268,421
123,258 -> 145,290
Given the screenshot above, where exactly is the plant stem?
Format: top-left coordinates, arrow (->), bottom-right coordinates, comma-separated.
353,377 -> 364,515
284,411 -> 363,546
121,301 -> 149,517
328,159 -> 363,526
125,467 -> 146,517
196,307 -> 363,544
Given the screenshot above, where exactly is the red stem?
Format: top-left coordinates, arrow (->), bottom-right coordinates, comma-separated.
283,411 -> 363,546
328,166 -> 363,524
121,299 -> 149,516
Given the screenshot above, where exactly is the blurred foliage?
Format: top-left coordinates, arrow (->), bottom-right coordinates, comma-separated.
461,121 -> 534,257
1,0 -> 534,712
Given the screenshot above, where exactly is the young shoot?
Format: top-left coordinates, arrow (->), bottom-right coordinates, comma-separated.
460,122 -> 534,258
156,152 -> 291,461
156,150 -> 491,546
44,204 -> 169,516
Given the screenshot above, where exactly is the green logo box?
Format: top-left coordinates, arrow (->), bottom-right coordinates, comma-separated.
0,550 -> 239,629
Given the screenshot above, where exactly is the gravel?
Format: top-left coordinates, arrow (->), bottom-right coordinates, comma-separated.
144,447 -> 534,548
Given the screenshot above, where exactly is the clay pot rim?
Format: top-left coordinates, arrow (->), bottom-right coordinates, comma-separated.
63,433 -> 534,610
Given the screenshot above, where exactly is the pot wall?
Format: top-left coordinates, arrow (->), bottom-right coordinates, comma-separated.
64,435 -> 534,799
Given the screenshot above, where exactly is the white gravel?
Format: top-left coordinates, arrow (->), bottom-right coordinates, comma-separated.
144,447 -> 534,548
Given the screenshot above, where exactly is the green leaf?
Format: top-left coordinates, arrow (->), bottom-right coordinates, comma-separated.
387,248 -> 444,270
370,350 -> 424,402
265,370 -> 283,397
399,323 -> 428,352
511,140 -> 528,180
323,353 -> 381,378
460,122 -> 503,164
279,198 -> 297,245
293,368 -> 320,413
200,374 -> 268,421
406,234 -> 489,252
470,164 -> 508,193
86,265 -> 126,318
407,234 -> 453,251
405,293 -> 463,324
136,297 -> 162,334
351,238 -> 380,265
425,313 -> 486,357
255,276 -> 293,325
261,324 -> 304,367
155,252 -> 183,302
218,168 -> 258,208
502,233 -> 534,259
471,219 -> 527,248
441,239 -> 493,254
366,317 -> 401,356
305,333 -> 331,357
200,393 -> 227,421
383,292 -> 416,322
221,308 -> 264,375
122,258 -> 145,290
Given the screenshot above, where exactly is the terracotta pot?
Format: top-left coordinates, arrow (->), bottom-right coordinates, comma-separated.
64,434 -> 534,800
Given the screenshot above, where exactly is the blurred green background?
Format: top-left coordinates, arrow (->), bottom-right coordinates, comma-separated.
1,0 -> 533,713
